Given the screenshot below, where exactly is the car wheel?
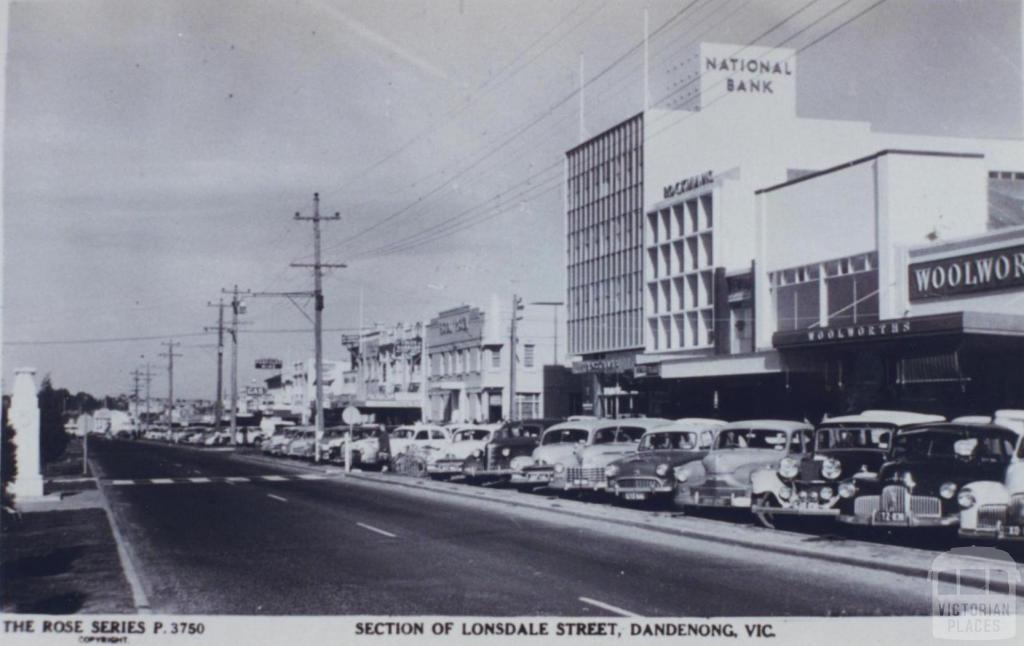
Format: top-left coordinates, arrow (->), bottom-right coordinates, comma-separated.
754,493 -> 779,529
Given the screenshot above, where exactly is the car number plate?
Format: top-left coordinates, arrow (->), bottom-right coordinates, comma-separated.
731,496 -> 751,507
623,493 -> 648,501
1004,525 -> 1023,537
876,511 -> 906,523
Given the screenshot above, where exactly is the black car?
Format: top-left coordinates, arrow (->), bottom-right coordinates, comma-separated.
836,422 -> 1020,528
751,410 -> 943,527
462,418 -> 561,484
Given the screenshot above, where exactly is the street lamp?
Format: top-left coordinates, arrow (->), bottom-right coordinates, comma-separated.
530,301 -> 564,366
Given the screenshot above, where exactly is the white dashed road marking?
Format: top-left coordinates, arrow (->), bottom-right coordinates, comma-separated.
267,494 -> 288,503
112,480 -> 134,486
225,477 -> 250,483
189,477 -> 212,483
578,597 -> 640,617
356,522 -> 397,538
261,475 -> 287,482
150,478 -> 174,484
298,474 -> 326,480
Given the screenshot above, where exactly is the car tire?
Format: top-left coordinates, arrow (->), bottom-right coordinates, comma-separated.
754,493 -> 780,529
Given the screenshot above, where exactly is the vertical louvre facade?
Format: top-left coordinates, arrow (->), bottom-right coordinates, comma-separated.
566,113 -> 644,357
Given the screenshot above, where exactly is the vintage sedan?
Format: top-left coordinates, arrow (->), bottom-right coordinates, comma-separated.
426,424 -> 502,477
674,420 -> 814,509
605,419 -> 725,503
957,410 -> 1024,541
750,410 -> 944,527
837,421 -> 1022,528
349,424 -> 450,469
319,425 -> 378,464
513,418 -> 670,492
462,418 -> 561,483
286,428 -> 317,459
264,427 -> 301,456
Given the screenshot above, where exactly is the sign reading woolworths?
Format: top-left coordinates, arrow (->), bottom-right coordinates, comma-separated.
572,355 -> 636,374
255,358 -> 283,370
909,243 -> 1024,301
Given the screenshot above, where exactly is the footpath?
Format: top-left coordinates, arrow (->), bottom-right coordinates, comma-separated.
0,439 -> 136,614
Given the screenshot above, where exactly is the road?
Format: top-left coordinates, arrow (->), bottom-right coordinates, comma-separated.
90,438 -> 939,616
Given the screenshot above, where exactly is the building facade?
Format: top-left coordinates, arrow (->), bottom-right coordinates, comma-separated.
339,322 -> 425,425
565,113 -> 645,416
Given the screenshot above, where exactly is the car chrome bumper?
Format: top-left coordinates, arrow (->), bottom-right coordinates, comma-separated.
510,470 -> 554,485
751,504 -> 839,517
838,513 -> 958,527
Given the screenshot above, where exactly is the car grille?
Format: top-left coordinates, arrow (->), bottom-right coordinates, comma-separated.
860,485 -> 942,517
615,478 -> 662,490
977,505 -> 1008,531
566,467 -> 604,482
798,460 -> 820,481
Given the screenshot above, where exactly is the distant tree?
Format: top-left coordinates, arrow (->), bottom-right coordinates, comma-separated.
38,377 -> 70,463
1,396 -> 17,522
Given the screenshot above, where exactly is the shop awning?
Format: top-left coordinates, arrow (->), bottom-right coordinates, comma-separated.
772,311 -> 1024,350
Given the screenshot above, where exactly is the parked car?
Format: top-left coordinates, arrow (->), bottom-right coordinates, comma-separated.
836,421 -> 1022,528
462,418 -> 562,483
512,418 -> 670,492
264,427 -> 301,456
349,424 -> 450,469
605,418 -> 725,503
318,425 -> 378,463
180,427 -> 209,444
426,424 -> 502,478
203,429 -> 233,446
674,420 -> 814,509
286,428 -> 318,459
955,411 -> 1024,541
750,410 -> 944,527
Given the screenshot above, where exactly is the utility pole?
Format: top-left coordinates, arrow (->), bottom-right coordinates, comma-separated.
221,285 -> 252,445
531,301 -> 564,366
130,369 -> 142,436
159,341 -> 181,427
288,193 -> 344,462
142,363 -> 154,432
509,294 -> 524,421
205,299 -> 226,432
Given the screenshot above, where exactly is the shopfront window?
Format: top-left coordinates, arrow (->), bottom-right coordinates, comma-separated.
775,281 -> 818,332
515,393 -> 540,420
826,259 -> 879,327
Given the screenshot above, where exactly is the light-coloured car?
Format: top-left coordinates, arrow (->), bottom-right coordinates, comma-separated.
606,419 -> 725,503
349,424 -> 450,469
264,427 -> 301,455
674,420 -> 813,509
957,410 -> 1024,541
426,424 -> 502,477
286,428 -> 317,458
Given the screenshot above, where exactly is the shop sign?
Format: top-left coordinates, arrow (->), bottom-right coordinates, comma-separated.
439,316 -> 469,336
663,170 -> 713,200
255,358 -> 282,370
773,313 -> 967,348
704,56 -> 793,94
572,355 -> 636,374
634,363 -> 661,378
908,244 -> 1024,301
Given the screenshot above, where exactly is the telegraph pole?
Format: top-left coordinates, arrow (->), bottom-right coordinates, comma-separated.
142,363 -> 154,432
159,341 -> 181,427
509,294 -> 523,421
205,299 -> 226,432
130,369 -> 142,436
221,286 -> 251,445
290,193 -> 344,462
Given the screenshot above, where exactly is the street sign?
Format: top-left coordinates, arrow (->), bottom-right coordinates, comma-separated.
341,405 -> 361,425
255,358 -> 283,370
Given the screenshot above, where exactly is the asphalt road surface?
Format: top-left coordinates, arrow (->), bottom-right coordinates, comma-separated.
90,438 -> 939,616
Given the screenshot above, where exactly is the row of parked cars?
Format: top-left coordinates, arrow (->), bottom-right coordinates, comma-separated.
142,426 -> 260,447
255,410 -> 1024,544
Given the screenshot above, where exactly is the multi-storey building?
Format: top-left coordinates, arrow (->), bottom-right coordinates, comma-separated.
565,113 -> 645,417
339,322 -> 425,424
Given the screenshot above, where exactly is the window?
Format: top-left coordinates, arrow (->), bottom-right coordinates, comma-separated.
775,282 -> 819,332
431,431 -> 447,440
524,344 -> 535,368
491,349 -> 501,368
827,269 -> 879,326
515,393 -> 540,420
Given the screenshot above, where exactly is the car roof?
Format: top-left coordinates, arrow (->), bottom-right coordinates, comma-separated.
898,422 -> 1023,438
664,418 -> 728,429
823,410 -> 946,426
543,420 -> 607,433
595,418 -> 672,431
394,424 -> 447,433
719,419 -> 813,432
451,424 -> 501,432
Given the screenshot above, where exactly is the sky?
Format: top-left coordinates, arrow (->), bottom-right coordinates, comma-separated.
2,0 -> 1022,399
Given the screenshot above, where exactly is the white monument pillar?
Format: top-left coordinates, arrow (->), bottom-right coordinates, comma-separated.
10,367 -> 44,498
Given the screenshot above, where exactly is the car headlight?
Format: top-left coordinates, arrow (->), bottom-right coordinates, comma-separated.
510,456 -> 534,470
821,458 -> 842,480
778,457 -> 799,479
838,482 -> 857,499
778,487 -> 792,500
820,486 -> 834,500
554,463 -> 565,474
473,449 -> 483,458
939,482 -> 958,500
604,464 -> 619,478
674,467 -> 688,483
501,447 -> 511,457
655,463 -> 670,477
957,490 -> 976,509
902,472 -> 916,489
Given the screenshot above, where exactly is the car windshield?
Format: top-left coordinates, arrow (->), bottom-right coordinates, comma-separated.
392,428 -> 416,439
716,428 -> 792,450
640,431 -> 697,450
815,426 -> 893,451
616,426 -> 647,442
453,429 -> 491,442
892,426 -> 1017,461
541,428 -> 589,445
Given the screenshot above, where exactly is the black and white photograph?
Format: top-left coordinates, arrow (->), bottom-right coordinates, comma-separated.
1,0 -> 1023,644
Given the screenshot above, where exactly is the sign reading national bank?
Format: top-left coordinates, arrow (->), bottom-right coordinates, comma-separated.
909,244 -> 1024,301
